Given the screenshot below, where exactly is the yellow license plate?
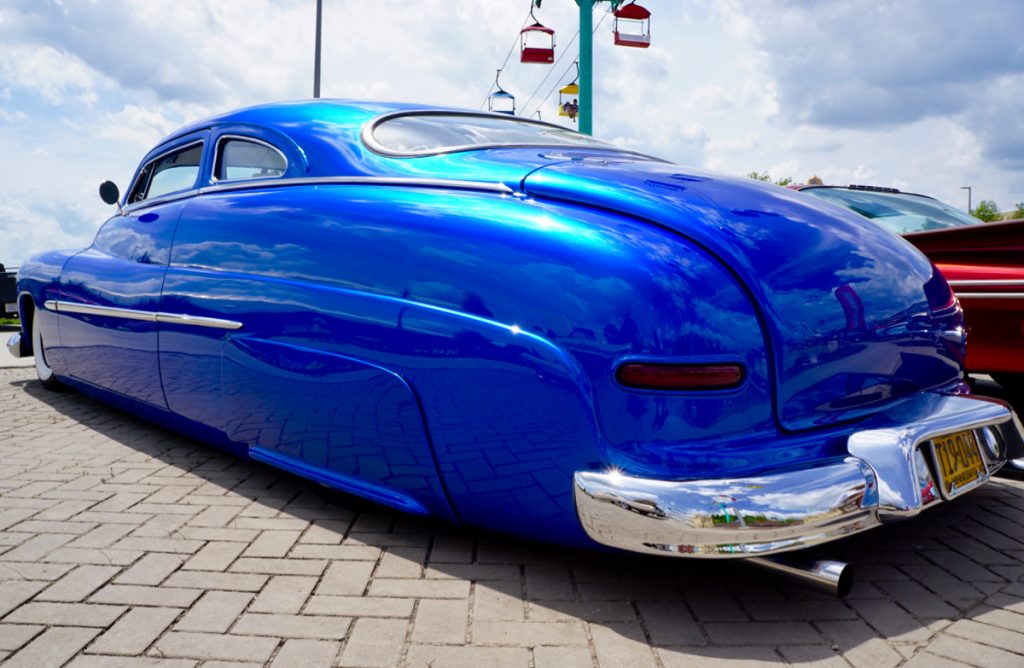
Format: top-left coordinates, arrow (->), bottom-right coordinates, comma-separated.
931,429 -> 987,498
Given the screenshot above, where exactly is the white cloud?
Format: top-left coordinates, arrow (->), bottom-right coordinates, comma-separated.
1,0 -> 1023,266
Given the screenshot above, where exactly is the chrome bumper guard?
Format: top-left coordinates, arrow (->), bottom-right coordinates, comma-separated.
574,394 -> 1024,558
6,332 -> 26,358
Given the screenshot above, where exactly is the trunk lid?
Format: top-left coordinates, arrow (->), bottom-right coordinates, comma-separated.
523,157 -> 964,431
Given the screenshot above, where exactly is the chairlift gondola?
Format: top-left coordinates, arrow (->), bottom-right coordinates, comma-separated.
521,24 -> 555,64
558,61 -> 580,122
520,2 -> 555,64
487,70 -> 516,115
613,2 -> 651,48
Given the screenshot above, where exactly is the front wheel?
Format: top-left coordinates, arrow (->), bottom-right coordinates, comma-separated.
32,313 -> 64,391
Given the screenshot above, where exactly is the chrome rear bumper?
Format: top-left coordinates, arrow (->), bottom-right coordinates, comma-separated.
574,394 -> 1024,558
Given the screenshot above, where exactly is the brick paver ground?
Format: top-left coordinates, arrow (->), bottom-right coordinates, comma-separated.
2,364 -> 1024,667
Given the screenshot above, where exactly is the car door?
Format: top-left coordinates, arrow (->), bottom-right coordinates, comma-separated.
58,133 -> 208,408
160,129 -> 454,518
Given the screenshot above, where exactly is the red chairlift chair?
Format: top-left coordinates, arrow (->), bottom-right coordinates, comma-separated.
613,2 -> 651,48
520,23 -> 555,64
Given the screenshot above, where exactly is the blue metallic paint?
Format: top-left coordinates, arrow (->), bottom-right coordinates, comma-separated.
12,100 -> 994,551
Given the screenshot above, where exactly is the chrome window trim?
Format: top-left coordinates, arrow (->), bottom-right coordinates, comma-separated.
125,139 -> 206,209
200,176 -> 515,196
210,134 -> 289,184
45,300 -> 242,330
361,109 -> 664,161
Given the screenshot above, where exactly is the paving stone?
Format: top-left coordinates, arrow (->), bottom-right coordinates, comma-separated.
154,631 -> 279,663
3,626 -> 101,668
0,580 -> 49,616
86,606 -> 180,655
590,622 -> 659,668
163,570 -> 268,591
174,591 -> 253,633
368,578 -> 470,599
5,601 -> 127,627
0,624 -> 44,651
703,621 -> 821,645
316,561 -> 376,596
411,598 -> 468,644
657,645 -> 783,667
182,541 -> 246,571
230,557 -> 327,576
404,644 -> 529,668
945,618 -> 1024,655
90,583 -> 202,607
37,565 -> 120,602
271,638 -> 341,667
68,655 -> 197,667
338,617 -> 409,667
233,612 -> 351,639
533,646 -> 595,668
926,633 -> 1024,667
243,530 -> 301,558
115,553 -> 184,585
375,547 -> 427,578
250,575 -> 318,614
303,595 -> 413,619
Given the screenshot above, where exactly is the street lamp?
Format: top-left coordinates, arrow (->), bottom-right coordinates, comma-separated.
960,185 -> 972,213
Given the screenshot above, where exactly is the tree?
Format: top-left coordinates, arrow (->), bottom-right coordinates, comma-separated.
746,171 -> 794,186
1012,201 -> 1024,220
971,200 -> 1001,222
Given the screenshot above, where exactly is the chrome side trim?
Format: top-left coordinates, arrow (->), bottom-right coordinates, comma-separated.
49,301 -> 156,322
45,300 -> 242,331
574,394 -> 1022,558
947,279 -> 1024,287
154,312 -> 243,330
953,292 -> 1024,299
200,176 -> 515,196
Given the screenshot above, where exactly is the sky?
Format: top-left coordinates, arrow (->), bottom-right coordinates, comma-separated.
1,0 -> 1022,265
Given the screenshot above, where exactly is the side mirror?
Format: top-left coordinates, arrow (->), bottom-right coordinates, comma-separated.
99,181 -> 120,205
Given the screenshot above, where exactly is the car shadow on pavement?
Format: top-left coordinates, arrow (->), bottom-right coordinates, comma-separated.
7,372 -> 1024,665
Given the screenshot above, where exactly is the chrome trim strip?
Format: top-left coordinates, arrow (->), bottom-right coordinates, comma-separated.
574,394 -> 1023,558
154,312 -> 243,330
200,176 -> 515,196
210,134 -> 288,184
46,300 -> 241,330
948,279 -> 1024,287
953,292 -> 1024,299
360,109 -> 667,162
124,139 -> 205,209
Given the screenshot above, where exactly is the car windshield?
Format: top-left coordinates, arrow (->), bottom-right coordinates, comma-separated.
369,112 -> 616,156
802,188 -> 980,234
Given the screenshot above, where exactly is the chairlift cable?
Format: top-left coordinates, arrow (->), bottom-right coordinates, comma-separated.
518,28 -> 581,116
480,5 -> 536,109
527,5 -> 612,120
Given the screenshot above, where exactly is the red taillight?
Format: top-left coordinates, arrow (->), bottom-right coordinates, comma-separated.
616,363 -> 745,390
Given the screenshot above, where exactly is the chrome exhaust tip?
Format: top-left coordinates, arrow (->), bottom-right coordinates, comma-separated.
748,555 -> 853,598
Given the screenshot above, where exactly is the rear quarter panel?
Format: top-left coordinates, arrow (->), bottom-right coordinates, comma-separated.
168,183 -> 778,544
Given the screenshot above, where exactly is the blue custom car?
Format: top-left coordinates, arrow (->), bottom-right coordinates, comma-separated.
9,101 -> 1024,569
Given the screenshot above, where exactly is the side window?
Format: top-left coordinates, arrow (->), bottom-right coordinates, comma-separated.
128,143 -> 203,203
215,138 -> 287,181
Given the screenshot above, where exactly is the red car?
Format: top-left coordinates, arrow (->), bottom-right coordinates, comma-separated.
794,185 -> 1024,390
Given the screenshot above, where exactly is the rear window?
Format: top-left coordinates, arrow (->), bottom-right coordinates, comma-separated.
367,112 -> 615,156
802,188 -> 980,234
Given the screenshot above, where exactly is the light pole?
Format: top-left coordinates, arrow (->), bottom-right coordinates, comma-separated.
313,0 -> 323,98
961,185 -> 972,213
